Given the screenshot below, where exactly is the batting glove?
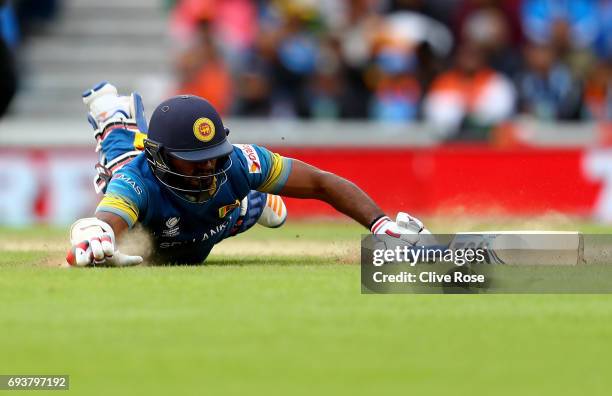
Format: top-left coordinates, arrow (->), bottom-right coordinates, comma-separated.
370,212 -> 430,245
66,217 -> 143,267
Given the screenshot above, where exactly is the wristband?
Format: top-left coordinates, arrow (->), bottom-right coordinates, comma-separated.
369,215 -> 391,233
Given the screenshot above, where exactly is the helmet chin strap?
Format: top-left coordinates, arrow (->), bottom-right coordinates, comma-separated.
171,188 -> 207,204
155,176 -> 213,204
145,152 -> 233,204
154,173 -> 227,204
178,177 -> 218,203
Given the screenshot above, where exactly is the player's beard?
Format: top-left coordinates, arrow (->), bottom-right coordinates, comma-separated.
183,176 -> 217,203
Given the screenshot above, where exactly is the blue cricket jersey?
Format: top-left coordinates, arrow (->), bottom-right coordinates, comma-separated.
96,144 -> 292,263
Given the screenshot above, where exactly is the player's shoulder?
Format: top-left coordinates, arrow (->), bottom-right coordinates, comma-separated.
232,143 -> 265,157
231,143 -> 270,173
106,153 -> 151,197
113,153 -> 148,179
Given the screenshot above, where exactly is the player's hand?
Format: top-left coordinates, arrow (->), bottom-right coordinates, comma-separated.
370,212 -> 431,245
65,217 -> 143,267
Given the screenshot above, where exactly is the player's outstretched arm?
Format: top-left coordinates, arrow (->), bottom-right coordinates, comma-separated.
65,211 -> 142,267
279,160 -> 427,241
280,160 -> 383,228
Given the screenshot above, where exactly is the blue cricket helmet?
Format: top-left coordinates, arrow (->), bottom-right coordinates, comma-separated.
143,95 -> 234,203
147,95 -> 233,160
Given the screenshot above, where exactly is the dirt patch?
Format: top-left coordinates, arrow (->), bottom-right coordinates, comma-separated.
210,239 -> 359,263
0,239 -> 66,252
1,236 -> 359,266
43,253 -> 71,268
1,213 -> 585,267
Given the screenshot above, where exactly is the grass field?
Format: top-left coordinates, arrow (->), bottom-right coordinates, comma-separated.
2,220 -> 612,395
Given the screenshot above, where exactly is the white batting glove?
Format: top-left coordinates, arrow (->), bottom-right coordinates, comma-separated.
370,212 -> 430,245
66,217 -> 143,267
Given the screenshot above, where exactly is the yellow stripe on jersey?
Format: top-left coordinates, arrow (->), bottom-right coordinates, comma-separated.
133,132 -> 147,150
258,152 -> 286,192
97,194 -> 139,225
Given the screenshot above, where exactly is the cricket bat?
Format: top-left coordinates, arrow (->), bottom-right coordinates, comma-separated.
448,231 -> 584,266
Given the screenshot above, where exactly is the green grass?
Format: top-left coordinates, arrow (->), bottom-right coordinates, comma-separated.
2,221 -> 612,395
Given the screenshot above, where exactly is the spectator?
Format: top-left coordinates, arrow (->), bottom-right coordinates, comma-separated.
303,38 -> 345,119
380,11 -> 453,60
234,50 -> 273,117
453,0 -> 523,47
517,43 -> 583,120
0,0 -> 17,117
164,0 -> 612,125
594,0 -> 612,61
520,0 -> 600,78
584,60 -> 612,121
268,7 -> 321,118
335,0 -> 384,118
14,0 -> 58,38
368,43 -> 421,121
307,68 -> 345,119
366,8 -> 454,121
170,0 -> 257,70
521,0 -> 599,50
1,0 -> 18,49
176,19 -> 233,115
461,8 -> 522,79
423,42 -> 516,139
386,0 -> 463,27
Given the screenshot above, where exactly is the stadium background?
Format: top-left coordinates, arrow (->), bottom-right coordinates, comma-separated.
1,0 -> 612,226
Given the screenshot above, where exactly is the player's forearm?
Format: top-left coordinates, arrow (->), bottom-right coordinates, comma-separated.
316,172 -> 384,228
95,211 -> 129,240
280,160 -> 384,228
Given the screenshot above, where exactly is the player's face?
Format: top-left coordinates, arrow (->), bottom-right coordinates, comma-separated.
168,157 -> 218,188
169,157 -> 217,176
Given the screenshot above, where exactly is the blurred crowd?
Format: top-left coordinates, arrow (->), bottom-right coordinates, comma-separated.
170,0 -> 612,138
0,0 -> 59,117
1,0 -> 611,139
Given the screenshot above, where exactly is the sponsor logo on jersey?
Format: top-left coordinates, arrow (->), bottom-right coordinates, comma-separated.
193,117 -> 215,142
113,173 -> 143,195
159,220 -> 229,248
200,220 -> 228,241
237,144 -> 261,174
166,217 -> 180,228
162,216 -> 180,237
219,200 -> 240,218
